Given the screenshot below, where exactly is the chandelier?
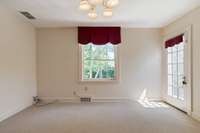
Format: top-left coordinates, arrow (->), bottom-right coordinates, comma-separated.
79,0 -> 119,19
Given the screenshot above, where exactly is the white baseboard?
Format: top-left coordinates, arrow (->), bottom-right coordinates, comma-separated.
40,97 -> 80,103
40,97 -> 162,103
192,111 -> 200,121
40,97 -> 131,103
92,97 -> 131,102
0,103 -> 32,122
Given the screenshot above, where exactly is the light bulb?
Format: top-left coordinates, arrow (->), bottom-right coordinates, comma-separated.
103,7 -> 113,17
88,8 -> 97,19
80,0 -> 91,11
106,0 -> 119,8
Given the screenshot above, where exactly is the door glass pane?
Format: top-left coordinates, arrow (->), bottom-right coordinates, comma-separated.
168,65 -> 172,74
168,47 -> 172,53
178,63 -> 184,75
168,75 -> 173,86
172,75 -> 178,98
172,52 -> 178,63
168,53 -> 172,63
178,43 -> 184,51
168,85 -> 173,96
178,51 -> 184,63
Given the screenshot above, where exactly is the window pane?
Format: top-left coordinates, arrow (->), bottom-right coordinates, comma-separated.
172,75 -> 178,98
168,75 -> 173,86
168,65 -> 172,74
107,45 -> 115,60
168,53 -> 172,63
82,44 -> 116,80
172,64 -> 177,75
172,52 -> 178,63
168,85 -> 173,96
178,51 -> 184,63
178,63 -> 184,75
83,61 -> 115,79
178,43 -> 184,51
172,75 -> 178,88
172,46 -> 178,52
83,45 -> 92,60
167,47 -> 172,53
93,60 -> 107,79
106,61 -> 115,79
83,60 -> 92,79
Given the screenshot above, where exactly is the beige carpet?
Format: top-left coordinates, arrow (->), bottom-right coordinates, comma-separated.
0,101 -> 200,133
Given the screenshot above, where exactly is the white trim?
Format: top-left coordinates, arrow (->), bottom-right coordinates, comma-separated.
40,97 -> 131,103
92,97 -> 131,102
0,103 -> 32,122
40,97 -> 80,103
163,25 -> 192,41
40,97 -> 162,103
191,111 -> 200,122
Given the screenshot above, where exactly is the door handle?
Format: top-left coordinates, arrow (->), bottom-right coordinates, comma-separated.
182,76 -> 187,85
182,80 -> 187,85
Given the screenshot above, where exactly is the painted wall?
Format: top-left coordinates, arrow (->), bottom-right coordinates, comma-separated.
162,7 -> 200,120
0,6 -> 37,122
37,28 -> 162,101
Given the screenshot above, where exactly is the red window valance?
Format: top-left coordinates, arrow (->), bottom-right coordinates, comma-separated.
165,34 -> 184,48
78,27 -> 121,45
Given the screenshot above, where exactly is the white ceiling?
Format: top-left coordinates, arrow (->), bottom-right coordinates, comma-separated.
0,0 -> 200,28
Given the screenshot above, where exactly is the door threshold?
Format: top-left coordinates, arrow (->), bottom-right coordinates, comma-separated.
164,101 -> 187,114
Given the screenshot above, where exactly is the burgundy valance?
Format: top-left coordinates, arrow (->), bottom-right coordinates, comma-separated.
78,27 -> 121,45
165,34 -> 184,48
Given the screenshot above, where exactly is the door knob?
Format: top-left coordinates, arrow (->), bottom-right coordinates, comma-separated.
182,76 -> 187,85
183,80 -> 187,85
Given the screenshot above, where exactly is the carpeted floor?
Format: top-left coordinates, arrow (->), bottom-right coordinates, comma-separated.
0,101 -> 200,133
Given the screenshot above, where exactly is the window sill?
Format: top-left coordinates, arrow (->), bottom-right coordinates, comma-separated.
79,79 -> 119,83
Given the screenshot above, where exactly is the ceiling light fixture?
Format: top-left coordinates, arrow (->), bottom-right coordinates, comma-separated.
88,7 -> 98,19
79,0 -> 119,19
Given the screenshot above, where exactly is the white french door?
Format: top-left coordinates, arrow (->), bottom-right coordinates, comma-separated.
166,35 -> 191,112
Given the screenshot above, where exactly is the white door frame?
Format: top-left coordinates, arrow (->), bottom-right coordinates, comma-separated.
163,25 -> 192,114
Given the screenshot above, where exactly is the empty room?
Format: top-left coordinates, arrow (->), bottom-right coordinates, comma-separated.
0,0 -> 200,133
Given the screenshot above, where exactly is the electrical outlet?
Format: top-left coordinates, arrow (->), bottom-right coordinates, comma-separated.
73,91 -> 76,96
84,86 -> 88,92
33,96 -> 40,103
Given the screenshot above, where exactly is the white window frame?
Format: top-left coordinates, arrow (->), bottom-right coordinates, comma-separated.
79,43 -> 120,82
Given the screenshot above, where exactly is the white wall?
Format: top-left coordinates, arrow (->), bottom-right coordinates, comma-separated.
162,7 -> 200,120
37,28 -> 162,101
0,6 -> 37,122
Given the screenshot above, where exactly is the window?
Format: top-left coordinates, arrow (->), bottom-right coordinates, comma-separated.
79,43 -> 119,81
167,42 -> 185,100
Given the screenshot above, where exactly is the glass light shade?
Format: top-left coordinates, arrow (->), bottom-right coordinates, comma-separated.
88,0 -> 103,5
103,8 -> 113,17
106,0 -> 119,7
88,8 -> 97,19
80,0 -> 91,10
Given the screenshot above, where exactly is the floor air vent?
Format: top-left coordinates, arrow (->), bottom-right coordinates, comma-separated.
20,11 -> 36,20
80,97 -> 91,102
